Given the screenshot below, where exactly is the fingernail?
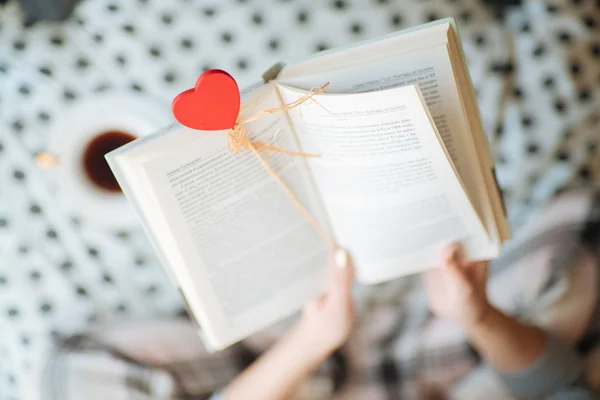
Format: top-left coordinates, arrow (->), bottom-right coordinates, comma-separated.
335,248 -> 348,269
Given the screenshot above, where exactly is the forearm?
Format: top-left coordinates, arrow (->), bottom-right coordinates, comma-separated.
466,305 -> 545,372
426,246 -> 589,399
223,249 -> 353,400
466,305 -> 588,399
222,320 -> 329,400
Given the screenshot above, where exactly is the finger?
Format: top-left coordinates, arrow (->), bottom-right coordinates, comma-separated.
423,266 -> 444,290
304,249 -> 354,314
330,248 -> 354,297
303,293 -> 327,313
471,261 -> 488,287
423,266 -> 447,306
440,244 -> 470,288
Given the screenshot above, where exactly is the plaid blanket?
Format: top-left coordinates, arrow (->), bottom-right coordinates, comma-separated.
27,190 -> 600,400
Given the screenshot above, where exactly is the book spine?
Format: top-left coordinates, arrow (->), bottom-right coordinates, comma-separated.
491,168 -> 508,217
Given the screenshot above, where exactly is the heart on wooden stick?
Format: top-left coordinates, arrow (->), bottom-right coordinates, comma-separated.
172,69 -> 240,130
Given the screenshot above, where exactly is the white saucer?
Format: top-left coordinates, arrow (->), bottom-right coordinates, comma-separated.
47,93 -> 172,231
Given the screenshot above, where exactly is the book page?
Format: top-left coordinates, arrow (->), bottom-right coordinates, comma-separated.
138,85 -> 331,349
277,83 -> 495,283
277,24 -> 502,252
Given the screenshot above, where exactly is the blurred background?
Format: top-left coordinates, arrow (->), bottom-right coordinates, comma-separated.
1,0 -> 600,398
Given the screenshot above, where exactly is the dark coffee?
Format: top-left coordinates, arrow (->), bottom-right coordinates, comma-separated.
83,130 -> 136,192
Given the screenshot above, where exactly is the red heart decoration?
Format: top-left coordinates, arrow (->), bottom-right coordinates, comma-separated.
172,69 -> 240,130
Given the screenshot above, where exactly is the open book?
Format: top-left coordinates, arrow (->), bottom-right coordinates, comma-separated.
107,18 -> 510,351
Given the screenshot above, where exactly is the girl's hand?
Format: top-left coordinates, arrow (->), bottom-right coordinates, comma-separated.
424,244 -> 491,329
297,248 -> 355,359
425,245 -> 550,379
222,250 -> 355,400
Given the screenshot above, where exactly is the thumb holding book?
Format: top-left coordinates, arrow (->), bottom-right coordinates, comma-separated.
222,249 -> 355,400
424,244 -> 491,329
299,248 -> 356,358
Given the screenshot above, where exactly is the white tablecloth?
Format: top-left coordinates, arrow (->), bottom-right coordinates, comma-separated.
1,0 -> 599,398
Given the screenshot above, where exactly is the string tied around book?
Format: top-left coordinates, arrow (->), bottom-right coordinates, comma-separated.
172,70 -> 337,250
226,83 -> 329,156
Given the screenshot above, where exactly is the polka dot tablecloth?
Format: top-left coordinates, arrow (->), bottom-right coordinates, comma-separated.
1,0 -> 600,398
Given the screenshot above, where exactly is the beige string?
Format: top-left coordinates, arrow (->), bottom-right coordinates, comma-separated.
247,140 -> 336,250
34,152 -> 60,169
227,82 -> 330,155
228,82 -> 337,250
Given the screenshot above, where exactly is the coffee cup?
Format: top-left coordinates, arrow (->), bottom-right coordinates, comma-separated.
45,93 -> 171,230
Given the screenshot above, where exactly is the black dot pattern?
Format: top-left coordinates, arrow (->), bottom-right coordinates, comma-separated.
533,43 -> 546,57
76,286 -> 89,297
13,39 -> 26,51
11,120 -> 24,134
180,38 -> 194,50
37,111 -> 51,123
557,150 -> 570,162
39,302 -> 52,314
38,66 -> 53,77
350,22 -> 363,35
148,46 -> 161,58
120,24 -> 133,36
163,71 -> 176,83
115,54 -> 127,67
60,260 -> 73,272
251,12 -> 263,26
526,141 -> 540,154
268,38 -> 280,52
297,9 -> 309,24
50,35 -> 65,47
203,7 -> 216,17
584,16 -> 597,29
544,76 -> 556,89
29,271 -> 42,282
391,13 -> 403,28
1,1 -> 600,395
554,98 -> 567,113
161,13 -> 174,25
